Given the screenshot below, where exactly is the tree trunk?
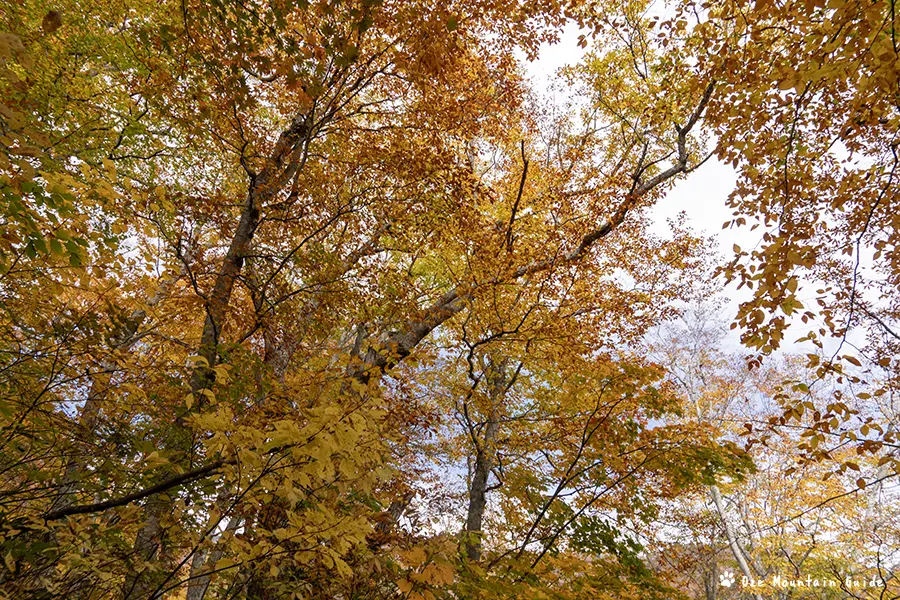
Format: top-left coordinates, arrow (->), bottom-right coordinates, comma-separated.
463,357 -> 507,561
122,116 -> 309,600
185,515 -> 242,600
708,485 -> 763,600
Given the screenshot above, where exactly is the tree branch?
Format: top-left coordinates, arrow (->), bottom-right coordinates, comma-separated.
44,459 -> 227,521
354,83 -> 715,382
506,141 -> 529,252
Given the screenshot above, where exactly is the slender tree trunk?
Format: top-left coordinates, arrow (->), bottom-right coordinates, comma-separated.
464,415 -> 500,561
49,366 -> 108,514
686,374 -> 763,600
708,484 -> 763,600
704,559 -> 718,600
463,357 -> 507,561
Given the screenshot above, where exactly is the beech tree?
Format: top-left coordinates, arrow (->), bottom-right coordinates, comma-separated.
2,0 -> 897,598
671,0 -> 900,476
0,0 -> 735,598
651,307 -> 900,600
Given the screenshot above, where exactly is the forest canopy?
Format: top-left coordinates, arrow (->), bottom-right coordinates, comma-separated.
1,0 -> 898,599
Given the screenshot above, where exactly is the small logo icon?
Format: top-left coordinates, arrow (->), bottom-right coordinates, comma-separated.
720,570 -> 736,588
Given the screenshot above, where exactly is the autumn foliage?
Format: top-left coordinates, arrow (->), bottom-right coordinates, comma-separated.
1,0 -> 898,598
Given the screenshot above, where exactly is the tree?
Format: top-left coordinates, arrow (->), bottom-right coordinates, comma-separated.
650,305 -> 900,600
1,0 -> 727,598
669,0 -> 900,478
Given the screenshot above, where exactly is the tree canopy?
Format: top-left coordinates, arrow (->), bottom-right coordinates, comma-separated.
1,0 -> 898,598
